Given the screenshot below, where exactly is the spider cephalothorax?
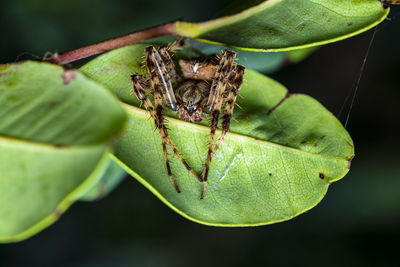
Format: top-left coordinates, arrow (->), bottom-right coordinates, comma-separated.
131,39 -> 244,198
176,80 -> 209,122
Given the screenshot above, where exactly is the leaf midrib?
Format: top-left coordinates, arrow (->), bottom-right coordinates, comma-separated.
123,103 -> 350,162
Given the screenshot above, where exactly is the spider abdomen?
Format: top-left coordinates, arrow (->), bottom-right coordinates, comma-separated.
179,59 -> 218,82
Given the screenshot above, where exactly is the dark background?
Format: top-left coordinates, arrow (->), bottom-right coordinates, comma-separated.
1,1 -> 400,266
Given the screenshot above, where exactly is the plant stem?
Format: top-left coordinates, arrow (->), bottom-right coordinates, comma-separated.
46,21 -> 177,65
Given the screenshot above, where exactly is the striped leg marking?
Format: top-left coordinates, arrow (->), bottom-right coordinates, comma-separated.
131,74 -> 180,192
211,65 -> 244,159
201,50 -> 237,199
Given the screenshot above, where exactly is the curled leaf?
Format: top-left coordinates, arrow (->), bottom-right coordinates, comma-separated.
80,156 -> 127,201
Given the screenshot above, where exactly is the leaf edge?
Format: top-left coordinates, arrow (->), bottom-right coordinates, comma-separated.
0,149 -> 111,243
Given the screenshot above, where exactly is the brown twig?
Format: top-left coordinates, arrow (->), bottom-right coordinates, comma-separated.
46,21 -> 177,65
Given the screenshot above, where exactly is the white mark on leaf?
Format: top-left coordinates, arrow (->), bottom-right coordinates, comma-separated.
220,152 -> 244,182
215,151 -> 224,161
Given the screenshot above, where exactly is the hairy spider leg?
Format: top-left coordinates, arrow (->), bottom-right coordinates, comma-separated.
158,44 -> 192,119
145,47 -> 203,183
158,46 -> 181,87
201,50 -> 237,199
158,38 -> 191,85
213,65 -> 245,157
146,46 -> 179,111
200,65 -> 245,178
166,37 -> 187,53
131,74 -> 180,192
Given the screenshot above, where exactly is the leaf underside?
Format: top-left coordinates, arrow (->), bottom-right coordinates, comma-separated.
81,44 -> 354,226
80,156 -> 127,201
175,0 -> 388,51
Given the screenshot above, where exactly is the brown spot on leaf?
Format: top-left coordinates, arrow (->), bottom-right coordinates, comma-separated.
296,23 -> 306,31
347,22 -> 353,26
319,172 -> 325,179
346,141 -> 354,147
0,62 -> 12,68
62,69 -> 76,85
347,155 -> 355,169
269,173 -> 272,176
53,209 -> 64,219
54,144 -> 65,148
313,143 -> 318,147
95,182 -> 106,200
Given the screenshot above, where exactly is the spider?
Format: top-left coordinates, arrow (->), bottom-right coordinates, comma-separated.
130,39 -> 245,199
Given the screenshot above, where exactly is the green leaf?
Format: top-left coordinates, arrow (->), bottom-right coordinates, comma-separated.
286,46 -> 319,64
175,0 -> 388,51
0,61 -> 126,242
80,156 -> 127,201
0,62 -> 126,145
81,44 -> 354,226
